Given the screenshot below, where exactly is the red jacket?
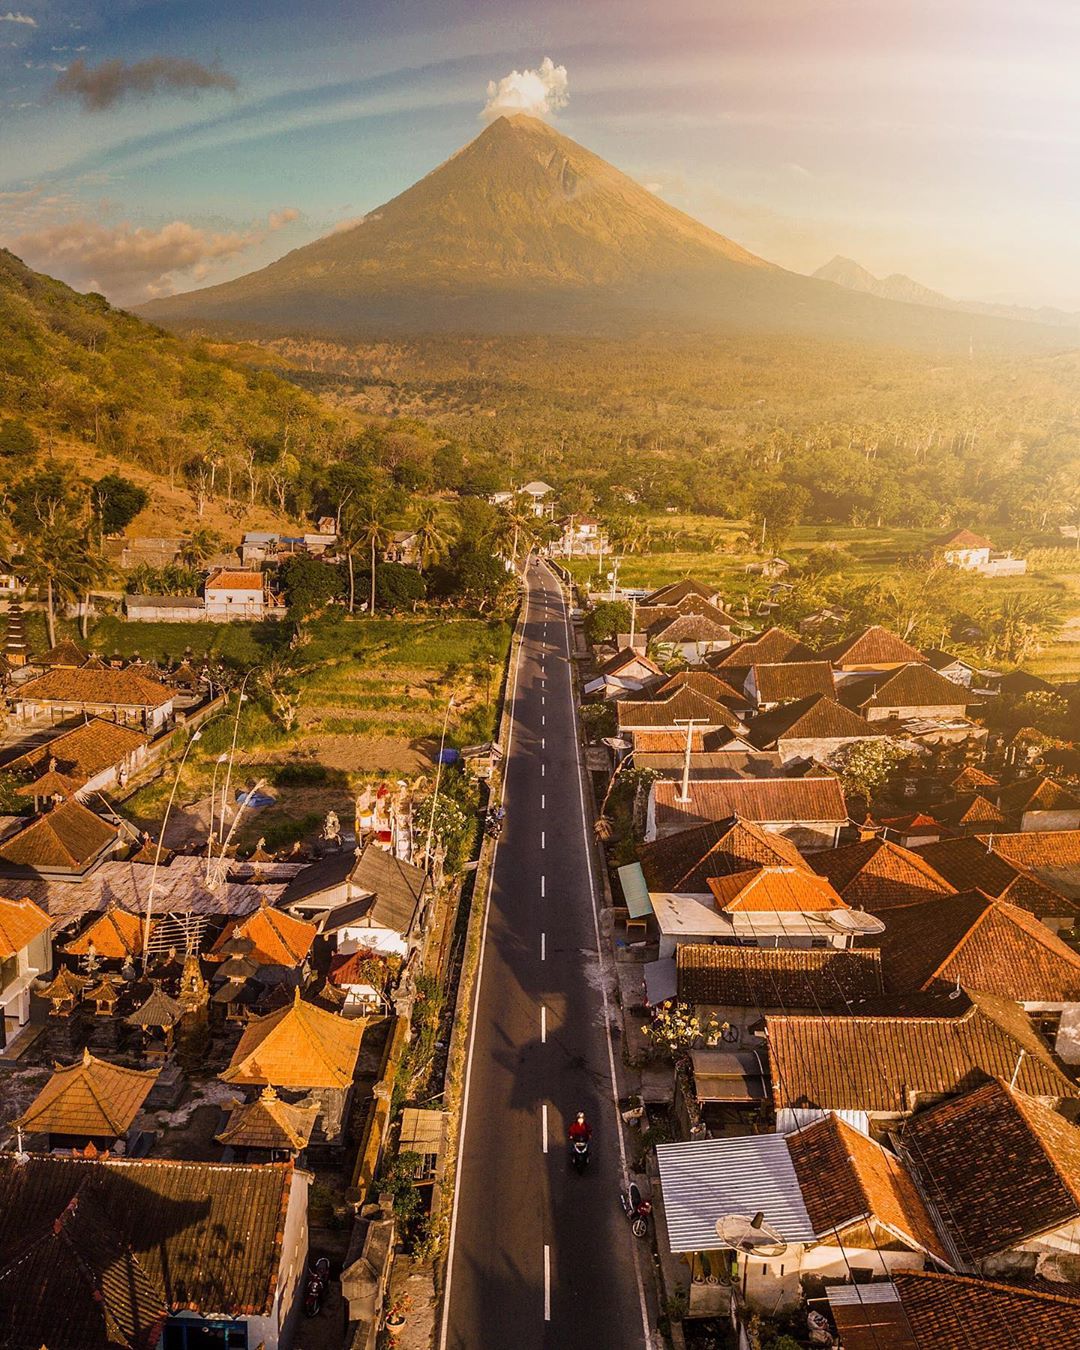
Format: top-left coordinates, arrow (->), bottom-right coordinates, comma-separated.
568,1120 -> 592,1143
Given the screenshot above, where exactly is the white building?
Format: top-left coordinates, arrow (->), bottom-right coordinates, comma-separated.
0,895 -> 51,1047
205,569 -> 283,622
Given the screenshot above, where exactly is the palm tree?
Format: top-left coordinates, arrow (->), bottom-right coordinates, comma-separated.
356,497 -> 391,616
180,528 -> 221,568
413,503 -> 454,573
22,522 -> 91,647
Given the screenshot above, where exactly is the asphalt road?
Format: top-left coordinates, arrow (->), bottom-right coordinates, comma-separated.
441,561 -> 653,1350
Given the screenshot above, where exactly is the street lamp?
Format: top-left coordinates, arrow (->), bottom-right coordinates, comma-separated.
424,695 -> 455,869
205,751 -> 229,882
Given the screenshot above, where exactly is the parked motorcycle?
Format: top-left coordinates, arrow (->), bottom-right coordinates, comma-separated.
571,1138 -> 590,1173
620,1181 -> 653,1238
303,1257 -> 331,1317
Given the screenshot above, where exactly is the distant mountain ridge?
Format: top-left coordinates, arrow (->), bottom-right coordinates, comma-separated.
813,255 -> 1080,331
140,115 -> 1072,351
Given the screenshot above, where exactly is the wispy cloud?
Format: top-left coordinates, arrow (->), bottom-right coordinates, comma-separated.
0,11 -> 36,26
483,57 -> 568,120
53,56 -> 238,112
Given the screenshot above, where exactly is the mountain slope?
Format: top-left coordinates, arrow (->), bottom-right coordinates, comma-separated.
140,117 -> 1069,351
814,254 -> 1080,332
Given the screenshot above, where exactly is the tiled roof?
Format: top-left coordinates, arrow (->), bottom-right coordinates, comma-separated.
843,662 -> 971,712
0,1154 -> 294,1329
596,647 -> 662,678
820,625 -> 926,667
912,836 -> 1079,922
65,904 -> 147,958
16,1049 -> 159,1137
214,903 -> 316,967
221,990 -> 364,1088
639,596 -> 738,629
642,578 -> 717,607
652,777 -> 847,835
647,612 -> 733,643
349,843 -> 428,934
933,527 -> 994,549
652,670 -> 744,704
980,830 -> 1080,868
901,1079 -> 1080,1262
40,965 -> 88,1001
706,866 -> 848,913
710,627 -> 816,668
617,686 -> 742,732
877,891 -> 1080,999
747,694 -> 876,749
810,838 -> 955,910
937,792 -> 1007,829
949,765 -> 998,792
890,1271 -> 1080,1349
0,894 -> 50,958
17,666 -> 174,709
18,767 -> 84,799
628,728 -> 735,752
6,718 -> 147,781
205,570 -> 265,590
676,944 -> 882,1006
38,639 -> 88,668
997,775 -> 1080,814
125,985 -> 184,1028
752,661 -> 835,705
638,817 -> 807,892
216,1085 -> 318,1152
0,800 -> 118,871
787,1113 -> 947,1261
766,991 -> 1078,1113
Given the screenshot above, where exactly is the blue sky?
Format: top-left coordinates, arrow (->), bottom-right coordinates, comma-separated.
2,0 -> 1079,308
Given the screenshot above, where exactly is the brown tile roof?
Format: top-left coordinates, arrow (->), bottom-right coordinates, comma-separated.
820,625 -> 927,668
707,866 -> 848,912
16,1049 -> 159,1137
647,613 -> 734,644
748,693 -> 878,749
17,666 -> 174,709
652,669 -> 744,704
40,965 -> 88,1002
877,891 -> 1080,1000
787,1113 -> 947,1261
752,660 -> 835,705
0,894 -> 50,958
125,985 -> 184,1028
937,792 -> 1007,829
639,816 -> 808,891
652,777 -> 847,836
890,1271 -> 1080,1349
629,728 -> 735,752
997,775 -> 1080,815
810,838 -> 956,910
843,662 -> 971,713
596,647 -> 663,678
901,1079 -> 1080,1262
950,765 -> 998,792
205,570 -> 265,590
639,596 -> 738,629
6,718 -> 147,782
221,989 -> 364,1088
65,904 -> 147,958
0,800 -> 118,871
617,686 -> 743,733
766,991 -> 1079,1113
216,1085 -> 319,1152
676,944 -> 882,1006
980,830 -> 1080,869
642,578 -> 718,607
710,627 -> 816,669
213,903 -> 316,967
933,527 -> 995,550
17,767 -> 84,799
38,639 -> 88,668
0,1153 -> 294,1327
912,836 -> 1079,923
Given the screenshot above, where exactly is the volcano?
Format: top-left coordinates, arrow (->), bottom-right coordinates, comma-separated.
139,115 -> 1065,349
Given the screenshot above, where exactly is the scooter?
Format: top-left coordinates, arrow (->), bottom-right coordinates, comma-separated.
570,1138 -> 590,1174
303,1257 -> 330,1316
620,1181 -> 652,1238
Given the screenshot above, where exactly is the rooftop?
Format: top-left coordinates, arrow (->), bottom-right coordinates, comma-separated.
216,1086 -> 319,1152
16,1049 -> 159,1138
706,866 -> 849,913
0,800 -> 118,873
747,693 -> 877,749
841,662 -> 972,712
809,837 -> 956,910
751,660 -> 836,705
221,990 -> 365,1089
676,944 -> 883,1007
820,625 -> 926,668
0,894 -> 50,958
64,903 -> 147,958
638,816 -> 808,892
651,776 -> 847,836
16,666 -> 175,710
709,626 -> 816,669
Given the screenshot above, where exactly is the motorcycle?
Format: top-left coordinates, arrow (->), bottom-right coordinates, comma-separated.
303,1257 -> 330,1317
484,806 -> 505,840
570,1137 -> 590,1174
620,1181 -> 652,1238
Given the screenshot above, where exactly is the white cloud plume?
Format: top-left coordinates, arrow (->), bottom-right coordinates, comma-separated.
1,12 -> 36,25
483,56 -> 568,120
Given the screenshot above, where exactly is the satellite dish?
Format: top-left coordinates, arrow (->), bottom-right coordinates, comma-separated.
715,1212 -> 788,1260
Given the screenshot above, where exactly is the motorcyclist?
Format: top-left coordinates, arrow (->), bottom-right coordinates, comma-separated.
568,1111 -> 592,1145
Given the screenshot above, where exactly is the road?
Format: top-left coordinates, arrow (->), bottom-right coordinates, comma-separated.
441,561 -> 653,1349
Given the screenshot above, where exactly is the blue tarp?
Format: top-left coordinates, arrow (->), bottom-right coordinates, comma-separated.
236,789 -> 275,809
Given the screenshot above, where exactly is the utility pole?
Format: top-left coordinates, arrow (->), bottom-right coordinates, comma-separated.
674,717 -> 707,804
629,596 -> 637,648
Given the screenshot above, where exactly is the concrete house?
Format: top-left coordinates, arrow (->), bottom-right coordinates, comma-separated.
646,776 -> 848,850
582,647 -> 664,700
205,569 -> 282,622
933,527 -> 1027,577
996,776 -> 1080,833
820,626 -> 927,681
3,718 -> 149,797
841,662 -> 971,723
747,693 -> 881,765
0,894 -> 51,1047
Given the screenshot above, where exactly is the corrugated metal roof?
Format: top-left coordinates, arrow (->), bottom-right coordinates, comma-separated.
656,1135 -> 816,1252
617,862 -> 653,918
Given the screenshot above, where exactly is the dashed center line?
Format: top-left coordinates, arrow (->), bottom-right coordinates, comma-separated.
541,793 -> 546,809
544,1245 -> 551,1321
541,875 -> 546,897
540,1005 -> 547,1043
541,1103 -> 548,1153
541,763 -> 546,777
541,931 -> 546,961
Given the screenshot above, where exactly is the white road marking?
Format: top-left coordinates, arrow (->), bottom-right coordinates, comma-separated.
542,736 -> 545,750
541,793 -> 546,809
541,1005 -> 547,1043
541,830 -> 545,849
542,695 -> 545,705
541,714 -> 546,726
541,1103 -> 548,1153
541,931 -> 546,961
544,1244 -> 551,1321
541,763 -> 545,777
541,874 -> 546,897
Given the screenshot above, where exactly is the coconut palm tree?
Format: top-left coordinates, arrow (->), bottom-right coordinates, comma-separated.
22,522 -> 93,647
413,502 -> 454,573
356,496 -> 391,616
180,528 -> 222,568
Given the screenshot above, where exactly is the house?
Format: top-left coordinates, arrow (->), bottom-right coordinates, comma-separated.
650,669 -> 744,707
643,579 -> 724,609
14,1048 -> 159,1150
0,1153 -> 309,1350
3,718 -> 148,797
384,529 -> 420,566
616,686 -> 746,748
646,776 -> 848,850
281,844 -> 428,957
706,626 -> 816,683
655,1119 -> 946,1318
936,791 -> 1008,834
646,612 -> 735,663
0,894 -> 51,1047
638,816 -> 809,893
820,625 -> 927,680
0,555 -> 25,593
747,693 -> 881,765
0,799 -> 123,879
826,1272 -> 1080,1350
630,747 -> 790,782
933,527 -> 1028,577
582,647 -> 664,700
766,990 -> 1079,1136
556,514 -> 605,557
923,647 -> 1001,694
913,835 -> 1078,931
996,775 -> 1080,832
211,902 -> 317,977
10,665 -> 176,730
745,660 -> 835,710
204,569 -> 282,622
874,890 -> 1080,1060
840,662 -> 971,722
221,989 -> 365,1144
241,530 -> 336,565
217,1085 -> 320,1160
327,949 -> 390,1014
875,812 -> 946,847
898,1078 -> 1080,1282
809,837 -> 956,912
519,480 -> 555,515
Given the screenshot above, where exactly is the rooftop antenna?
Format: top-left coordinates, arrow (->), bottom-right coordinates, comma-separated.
1010,1048 -> 1026,1090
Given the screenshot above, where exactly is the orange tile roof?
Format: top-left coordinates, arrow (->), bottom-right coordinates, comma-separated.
980,830 -> 1080,868
677,945 -> 882,1006
889,1271 -> 1080,1349
221,989 -> 365,1088
213,904 -> 316,967
950,765 -> 998,792
0,801 -> 117,871
933,527 -> 994,550
16,1049 -> 159,1137
820,625 -> 926,667
710,626 -> 816,668
205,570 -> 265,590
6,718 -> 146,781
844,662 -> 971,712
64,905 -> 147,959
788,1113 -> 948,1262
752,660 -> 836,704
652,670 -> 744,704
937,792 -> 1007,828
37,639 -> 88,668
639,816 -> 808,892
901,1079 -> 1080,1262
997,775 -> 1080,815
17,667 -> 174,709
0,895 -> 50,958
651,776 -> 847,833
216,1086 -> 318,1151
616,686 -> 743,733
706,866 -> 848,913
810,838 -> 956,910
